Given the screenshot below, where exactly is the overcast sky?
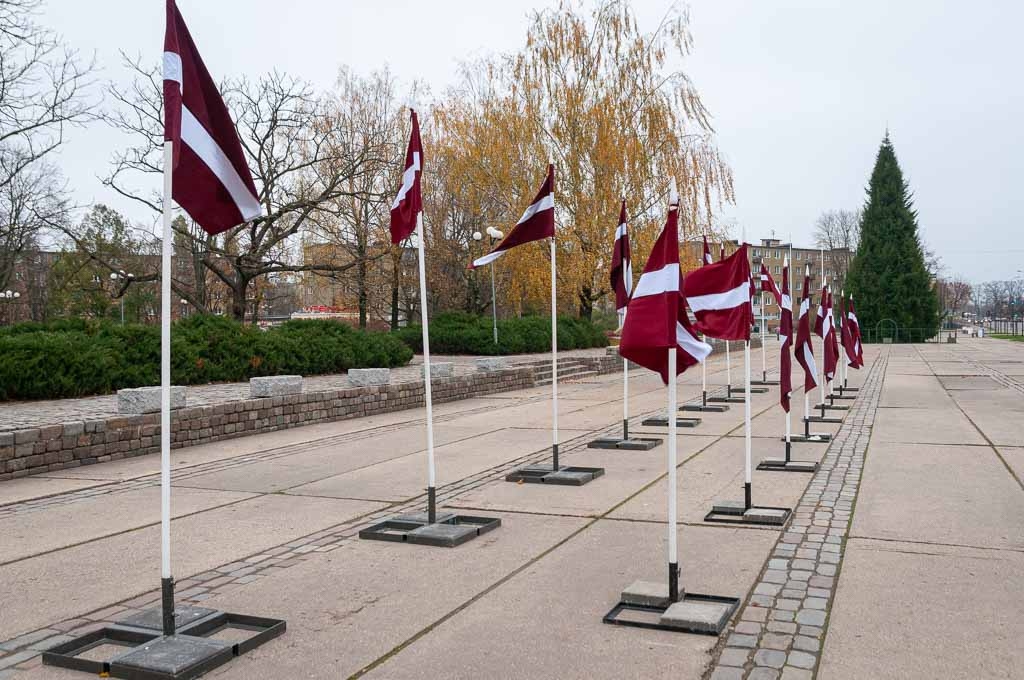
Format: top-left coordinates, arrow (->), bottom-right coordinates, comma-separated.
41,0 -> 1023,283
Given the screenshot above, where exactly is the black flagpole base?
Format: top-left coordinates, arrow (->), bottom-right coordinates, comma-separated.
360,509 -> 501,547
505,463 -> 605,485
681,391 -> 729,412
161,577 -> 176,636
604,579 -> 739,635
758,438 -> 818,471
704,497 -> 791,526
806,414 -> 843,424
427,486 -> 436,525
552,442 -> 559,471
586,419 -> 663,450
816,401 -> 850,411
729,385 -> 770,394
641,415 -> 702,428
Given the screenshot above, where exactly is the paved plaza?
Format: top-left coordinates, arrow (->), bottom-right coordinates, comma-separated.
0,338 -> 1022,679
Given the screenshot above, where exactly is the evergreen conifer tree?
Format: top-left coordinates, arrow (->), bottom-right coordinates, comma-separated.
846,134 -> 938,341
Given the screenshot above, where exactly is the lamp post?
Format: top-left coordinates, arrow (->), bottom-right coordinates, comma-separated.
1,290 -> 21,325
180,298 -> 189,319
472,228 -> 503,345
110,270 -> 135,324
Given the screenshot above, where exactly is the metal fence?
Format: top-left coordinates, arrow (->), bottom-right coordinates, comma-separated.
860,327 -> 945,344
982,319 -> 1024,336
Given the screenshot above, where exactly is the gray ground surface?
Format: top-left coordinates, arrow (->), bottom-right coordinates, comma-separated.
0,338 -> 1021,679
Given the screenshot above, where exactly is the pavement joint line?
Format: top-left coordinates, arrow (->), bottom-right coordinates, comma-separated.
0,360 -> 797,669
914,344 -> 1024,493
704,349 -> 885,680
844,534 -> 1024,554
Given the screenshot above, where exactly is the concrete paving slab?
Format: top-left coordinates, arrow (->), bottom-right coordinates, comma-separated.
996,447 -> 1024,482
879,373 -> 954,409
952,399 -> 1024,448
3,486 -> 257,563
0,494 -> 383,641
852,442 -> 1024,549
872,406 -> 987,446
357,520 -> 773,680
819,538 -> 1024,680
0,476 -> 112,506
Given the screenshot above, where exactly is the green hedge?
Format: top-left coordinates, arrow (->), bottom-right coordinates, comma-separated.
0,315 -> 412,401
393,312 -> 609,355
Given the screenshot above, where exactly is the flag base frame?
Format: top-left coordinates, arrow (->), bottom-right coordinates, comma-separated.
750,379 -> 780,386
603,592 -> 739,635
680,403 -> 729,412
359,511 -> 501,547
587,436 -> 662,451
730,385 -> 769,394
707,395 -> 745,404
814,402 -> 849,412
829,393 -> 856,401
805,414 -> 843,424
640,416 -> 702,428
42,609 -> 285,680
756,457 -> 819,473
504,464 -> 605,486
704,500 -> 791,526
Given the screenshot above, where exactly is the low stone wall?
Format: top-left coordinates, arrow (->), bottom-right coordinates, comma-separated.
1,364 -> 546,481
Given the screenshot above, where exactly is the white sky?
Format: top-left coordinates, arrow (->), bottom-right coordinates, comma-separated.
41,0 -> 1024,283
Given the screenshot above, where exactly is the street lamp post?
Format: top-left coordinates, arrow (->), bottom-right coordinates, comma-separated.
472,228 -> 503,345
1,290 -> 21,325
110,270 -> 135,324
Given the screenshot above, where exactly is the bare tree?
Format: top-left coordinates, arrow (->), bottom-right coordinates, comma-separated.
812,209 -> 861,252
94,57 -> 386,321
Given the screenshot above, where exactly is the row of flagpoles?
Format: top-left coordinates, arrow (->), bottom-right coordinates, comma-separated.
154,0 -> 869,636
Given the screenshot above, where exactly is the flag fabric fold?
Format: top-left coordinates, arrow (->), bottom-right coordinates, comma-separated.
163,0 -> 260,235
779,260 -> 793,412
814,280 -> 827,338
470,165 -> 555,268
794,266 -> 819,391
609,199 -> 632,324
390,110 -> 423,244
823,288 -> 838,382
759,262 -> 782,307
683,243 -> 754,341
702,235 -> 714,265
846,295 -> 865,368
619,201 -> 710,384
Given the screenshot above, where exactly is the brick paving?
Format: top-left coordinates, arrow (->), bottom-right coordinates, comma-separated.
705,349 -> 888,680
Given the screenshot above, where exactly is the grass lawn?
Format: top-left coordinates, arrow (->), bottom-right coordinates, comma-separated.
989,334 -> 1024,342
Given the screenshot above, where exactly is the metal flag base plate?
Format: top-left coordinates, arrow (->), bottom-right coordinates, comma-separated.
504,464 -> 605,486
704,500 -> 792,526
830,393 -> 856,401
42,609 -> 286,680
641,416 -> 702,428
814,402 -> 849,411
756,457 -> 819,473
587,436 -> 662,450
750,379 -> 780,386
680,403 -> 730,412
603,588 -> 739,635
786,433 -> 832,443
359,511 -> 501,547
731,385 -> 769,394
708,396 -> 745,404
805,414 -> 843,424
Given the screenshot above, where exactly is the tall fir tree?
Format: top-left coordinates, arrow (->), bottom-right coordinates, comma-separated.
846,134 -> 938,341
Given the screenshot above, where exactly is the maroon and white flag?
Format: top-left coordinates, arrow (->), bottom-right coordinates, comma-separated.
847,295 -> 865,368
163,0 -> 260,235
759,262 -> 782,306
823,288 -> 838,382
609,200 -> 632,323
779,259 -> 793,412
619,197 -> 710,384
794,265 -> 819,391
683,243 -> 754,341
470,165 -> 555,268
814,279 -> 828,338
840,294 -> 858,369
390,110 -> 423,244
702,235 -> 714,265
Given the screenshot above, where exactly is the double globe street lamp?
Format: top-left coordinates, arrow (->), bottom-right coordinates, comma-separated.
110,270 -> 135,324
472,227 -> 503,345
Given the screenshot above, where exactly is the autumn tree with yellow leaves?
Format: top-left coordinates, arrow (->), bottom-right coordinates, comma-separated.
425,0 -> 733,319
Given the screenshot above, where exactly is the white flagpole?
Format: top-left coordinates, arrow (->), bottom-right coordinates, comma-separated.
700,337 -> 707,406
160,140 -> 175,636
415,212 -> 437,522
551,235 -> 559,470
744,340 -> 752,508
622,317 -> 629,440
725,341 -> 731,396
667,345 -> 679,601
818,250 -> 826,414
760,291 -> 767,382
803,263 -> 811,435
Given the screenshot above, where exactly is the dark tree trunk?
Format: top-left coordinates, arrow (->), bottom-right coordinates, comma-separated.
578,287 -> 593,321
230,279 -> 248,322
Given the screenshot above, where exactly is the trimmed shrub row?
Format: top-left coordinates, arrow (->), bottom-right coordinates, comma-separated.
393,311 -> 608,356
0,315 -> 413,401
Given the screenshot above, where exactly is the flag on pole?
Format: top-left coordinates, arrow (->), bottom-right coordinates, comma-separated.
823,288 -> 838,381
163,0 -> 260,235
619,193 -> 710,384
840,294 -> 856,368
847,294 -> 864,368
814,279 -> 828,338
759,262 -> 782,306
390,110 -> 423,244
470,165 -> 555,268
794,265 -> 818,391
702,235 -> 714,265
609,199 -> 632,324
719,242 -> 726,262
683,243 -> 754,341
779,259 -> 793,412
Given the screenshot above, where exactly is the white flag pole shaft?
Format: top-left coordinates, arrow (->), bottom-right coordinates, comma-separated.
725,341 -> 731,397
818,250 -> 825,414
551,236 -> 559,470
160,140 -> 175,637
744,339 -> 752,509
622,331 -> 629,440
760,293 -> 766,381
416,213 -> 437,523
700,339 -> 707,406
667,347 -> 679,601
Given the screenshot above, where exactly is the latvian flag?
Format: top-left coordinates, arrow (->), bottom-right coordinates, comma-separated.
814,279 -> 828,338
619,195 -> 710,384
847,295 -> 865,368
390,110 -> 423,244
779,259 -> 793,412
823,288 -> 838,382
759,262 -> 782,306
163,0 -> 260,235
794,265 -> 819,391
471,165 -> 554,268
683,243 -> 754,341
702,235 -> 714,265
609,200 -> 632,326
